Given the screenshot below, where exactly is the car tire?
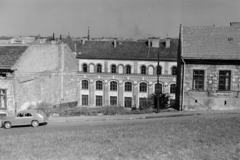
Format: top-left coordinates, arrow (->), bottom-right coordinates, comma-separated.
4,122 -> 11,129
31,120 -> 39,127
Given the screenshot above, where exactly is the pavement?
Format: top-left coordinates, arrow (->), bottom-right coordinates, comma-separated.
48,109 -> 240,123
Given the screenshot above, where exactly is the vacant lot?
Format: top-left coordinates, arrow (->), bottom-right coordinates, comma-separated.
0,114 -> 240,160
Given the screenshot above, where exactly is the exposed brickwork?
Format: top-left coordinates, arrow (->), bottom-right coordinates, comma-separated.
183,64 -> 240,111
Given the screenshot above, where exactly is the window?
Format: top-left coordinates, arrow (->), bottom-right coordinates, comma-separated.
124,97 -> 132,108
82,95 -> 88,105
82,64 -> 87,73
97,64 -> 102,73
219,71 -> 231,91
155,83 -> 162,94
193,70 -> 204,90
0,89 -> 7,109
110,81 -> 117,91
25,113 -> 32,117
170,84 -> 176,93
96,81 -> 103,90
139,98 -> 147,108
82,80 -> 88,89
110,96 -> 117,106
125,82 -> 132,91
172,66 -> 177,75
17,113 -> 24,117
141,66 -> 146,74
126,65 -> 131,74
96,96 -> 102,106
111,65 -> 116,73
140,82 -> 147,92
157,66 -> 162,75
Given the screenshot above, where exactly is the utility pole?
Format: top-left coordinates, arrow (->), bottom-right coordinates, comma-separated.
157,51 -> 160,113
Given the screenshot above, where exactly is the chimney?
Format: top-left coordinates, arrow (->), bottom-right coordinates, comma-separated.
166,38 -> 170,48
151,38 -> 160,48
60,35 -> 62,40
230,22 -> 240,27
113,40 -> 117,48
148,39 -> 151,47
52,33 -> 55,40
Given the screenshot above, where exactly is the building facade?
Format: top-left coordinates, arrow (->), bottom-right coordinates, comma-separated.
76,38 -> 178,108
178,22 -> 240,111
0,43 -> 78,115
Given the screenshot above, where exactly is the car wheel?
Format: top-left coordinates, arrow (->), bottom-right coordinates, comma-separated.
32,120 -> 39,127
4,122 -> 11,129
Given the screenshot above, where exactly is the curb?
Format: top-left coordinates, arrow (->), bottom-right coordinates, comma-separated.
48,111 -> 240,123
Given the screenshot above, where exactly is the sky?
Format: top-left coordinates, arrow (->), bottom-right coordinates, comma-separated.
0,0 -> 240,39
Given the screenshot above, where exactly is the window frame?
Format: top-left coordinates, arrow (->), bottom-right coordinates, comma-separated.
141,66 -> 146,75
124,97 -> 132,108
96,95 -> 102,106
193,70 -> 205,90
82,80 -> 89,89
110,81 -> 118,91
97,64 -> 102,73
82,63 -> 88,73
110,96 -> 117,106
218,70 -> 231,91
172,66 -> 177,75
96,81 -> 103,90
126,65 -> 131,74
170,84 -> 176,93
0,89 -> 7,110
140,82 -> 147,92
82,95 -> 88,105
125,82 -> 132,92
111,65 -> 116,73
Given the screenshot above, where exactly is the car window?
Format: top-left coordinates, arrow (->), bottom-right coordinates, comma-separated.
25,113 -> 32,117
17,113 -> 24,117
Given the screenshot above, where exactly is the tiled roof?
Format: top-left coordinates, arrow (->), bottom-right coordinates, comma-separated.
0,46 -> 28,68
182,26 -> 240,59
75,39 -> 178,61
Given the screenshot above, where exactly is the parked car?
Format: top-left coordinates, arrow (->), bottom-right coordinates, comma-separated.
1,110 -> 48,129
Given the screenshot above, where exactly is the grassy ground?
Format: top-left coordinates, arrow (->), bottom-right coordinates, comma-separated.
1,114 -> 240,160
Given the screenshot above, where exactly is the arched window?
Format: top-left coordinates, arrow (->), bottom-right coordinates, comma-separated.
141,66 -> 146,75
126,65 -> 131,74
82,80 -> 88,89
96,81 -> 103,90
148,66 -> 154,75
155,83 -> 162,94
97,64 -> 102,73
118,65 -> 123,74
82,64 -> 87,73
111,65 -> 116,73
157,66 -> 162,75
172,66 -> 177,75
110,81 -> 117,91
125,82 -> 132,91
170,84 -> 176,93
140,82 -> 147,92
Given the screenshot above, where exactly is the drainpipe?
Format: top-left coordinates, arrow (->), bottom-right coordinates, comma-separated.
181,58 -> 186,111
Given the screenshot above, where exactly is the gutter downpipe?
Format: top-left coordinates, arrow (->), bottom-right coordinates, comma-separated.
181,58 -> 186,111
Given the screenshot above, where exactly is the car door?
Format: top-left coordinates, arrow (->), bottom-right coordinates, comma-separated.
14,113 -> 24,125
22,113 -> 33,125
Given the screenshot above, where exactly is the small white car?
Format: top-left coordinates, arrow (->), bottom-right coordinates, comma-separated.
1,110 -> 48,129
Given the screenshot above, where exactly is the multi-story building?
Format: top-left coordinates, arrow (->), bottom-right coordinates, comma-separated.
75,38 -> 178,108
